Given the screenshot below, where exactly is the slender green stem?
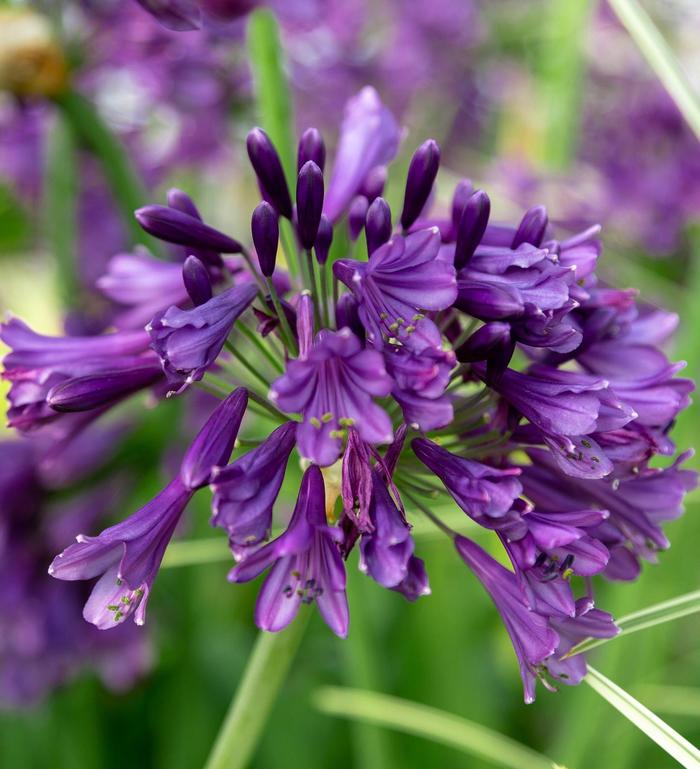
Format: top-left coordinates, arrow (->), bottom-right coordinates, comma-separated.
44,109 -> 79,311
237,321 -> 284,373
607,0 -> 700,141
319,260 -> 331,328
204,617 -> 309,769
279,218 -> 301,281
402,489 -> 457,538
195,380 -> 227,399
224,341 -> 270,388
246,388 -> 287,423
265,277 -> 298,355
240,247 -> 268,298
305,250 -> 322,329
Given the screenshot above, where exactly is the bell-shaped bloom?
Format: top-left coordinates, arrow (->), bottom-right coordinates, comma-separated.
359,472 -> 415,589
324,87 -> 400,223
270,328 -> 393,466
148,283 -> 257,392
481,364 -> 635,438
49,478 -> 194,629
455,535 -> 559,703
412,438 -> 522,525
391,555 -> 431,602
229,466 -> 349,637
96,250 -> 190,329
49,388 -> 249,628
546,598 -> 619,686
334,228 -> 457,352
385,344 -> 455,431
211,421 -> 296,557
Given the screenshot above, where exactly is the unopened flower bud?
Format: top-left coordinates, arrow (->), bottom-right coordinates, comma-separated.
251,201 -> 279,278
400,139 -> 440,230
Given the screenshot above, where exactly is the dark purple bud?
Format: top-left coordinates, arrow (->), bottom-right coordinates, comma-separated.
135,205 -> 242,253
297,128 -> 326,173
47,361 -> 162,412
296,161 -> 324,250
360,166 -> 387,202
251,201 -> 279,278
200,0 -> 258,21
314,214 -> 333,265
335,293 -> 364,340
348,195 -> 369,242
166,190 -> 222,267
400,139 -> 440,231
180,387 -> 248,490
454,190 -> 491,270
167,188 -> 201,219
365,197 -> 392,256
512,205 -> 548,248
246,128 -> 293,219
451,179 -> 474,231
183,256 -> 212,306
456,322 -> 514,384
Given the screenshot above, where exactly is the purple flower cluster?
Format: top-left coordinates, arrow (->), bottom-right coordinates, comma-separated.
6,86 -> 694,703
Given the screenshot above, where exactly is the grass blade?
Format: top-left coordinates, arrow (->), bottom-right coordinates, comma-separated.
313,687 -> 561,769
564,588 -> 700,658
607,0 -> 700,141
585,668 -> 700,769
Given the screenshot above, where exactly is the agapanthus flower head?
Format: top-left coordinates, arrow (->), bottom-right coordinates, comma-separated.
20,85 -> 694,705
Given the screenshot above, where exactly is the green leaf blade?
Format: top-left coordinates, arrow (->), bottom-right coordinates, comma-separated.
313,686 -> 561,769
585,667 -> 700,769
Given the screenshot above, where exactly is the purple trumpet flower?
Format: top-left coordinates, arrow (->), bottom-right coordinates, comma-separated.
211,421 -> 296,557
148,282 -> 257,392
49,478 -> 194,629
480,364 -> 635,439
229,465 -> 349,637
1,318 -> 153,430
334,228 -> 457,352
455,535 -> 559,704
324,87 -> 400,223
412,438 -> 523,525
49,388 -> 248,628
269,327 -> 394,466
359,471 -> 416,590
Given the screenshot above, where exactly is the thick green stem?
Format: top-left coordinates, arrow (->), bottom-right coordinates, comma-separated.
203,617 -> 309,769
